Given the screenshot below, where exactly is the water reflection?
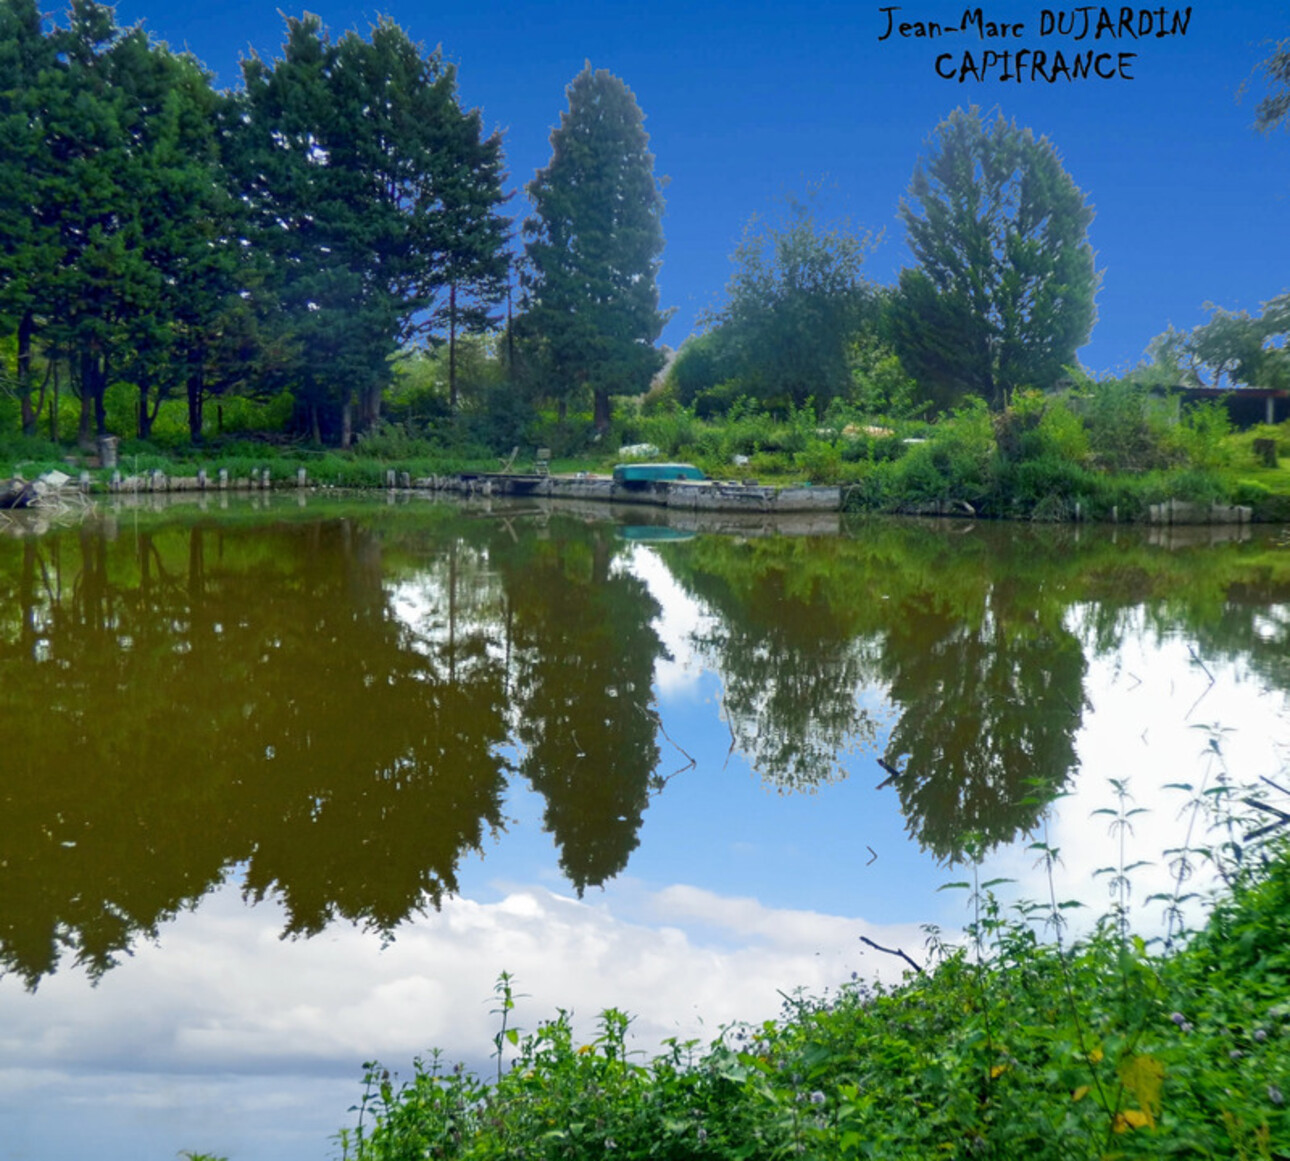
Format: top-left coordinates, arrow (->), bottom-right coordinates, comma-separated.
1,502 -> 1288,986
657,527 -> 1087,858
496,530 -> 665,892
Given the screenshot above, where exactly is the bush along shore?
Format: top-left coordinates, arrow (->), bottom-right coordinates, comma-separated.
338,807 -> 1290,1161
3,389 -> 1290,523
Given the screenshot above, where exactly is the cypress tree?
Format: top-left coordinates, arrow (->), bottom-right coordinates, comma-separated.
523,65 -> 668,432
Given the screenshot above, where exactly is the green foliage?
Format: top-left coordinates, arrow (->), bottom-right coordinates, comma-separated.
0,0 -> 243,444
698,191 -> 879,416
345,822 -> 1290,1161
839,383 -> 1280,520
1079,374 -> 1178,472
909,396 -> 997,503
668,330 -> 738,411
890,107 -> 1100,412
0,5 -> 508,448
1171,400 -> 1236,471
522,64 -> 668,432
231,11 -> 509,444
993,389 -> 1089,465
849,331 -> 919,418
1183,295 -> 1290,391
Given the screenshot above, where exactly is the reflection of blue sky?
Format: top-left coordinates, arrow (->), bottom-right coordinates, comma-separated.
3,546 -> 1288,1161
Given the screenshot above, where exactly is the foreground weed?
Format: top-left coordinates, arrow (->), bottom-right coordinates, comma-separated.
343,811 -> 1290,1161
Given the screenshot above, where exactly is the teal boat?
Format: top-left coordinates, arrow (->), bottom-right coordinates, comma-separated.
614,525 -> 696,542
612,463 -> 705,486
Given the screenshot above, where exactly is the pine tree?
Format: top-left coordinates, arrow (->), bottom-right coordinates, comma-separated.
523,65 -> 668,431
236,15 -> 509,444
0,0 -> 61,434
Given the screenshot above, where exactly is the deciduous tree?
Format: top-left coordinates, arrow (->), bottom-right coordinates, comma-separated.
1184,294 -> 1290,391
701,192 -> 877,414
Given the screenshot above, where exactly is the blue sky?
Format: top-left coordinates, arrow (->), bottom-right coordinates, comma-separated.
99,0 -> 1290,378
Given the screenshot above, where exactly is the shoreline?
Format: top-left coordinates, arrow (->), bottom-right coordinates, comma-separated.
75,467 -> 1266,525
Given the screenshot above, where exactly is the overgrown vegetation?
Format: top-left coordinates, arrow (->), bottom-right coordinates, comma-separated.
4,374 -> 1290,522
340,784 -> 1290,1160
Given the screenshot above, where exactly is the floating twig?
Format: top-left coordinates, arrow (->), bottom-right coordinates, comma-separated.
859,935 -> 924,975
1188,645 -> 1215,686
875,756 -> 903,790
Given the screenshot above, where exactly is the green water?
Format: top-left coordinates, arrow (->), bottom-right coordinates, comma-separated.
1,496 -> 1287,991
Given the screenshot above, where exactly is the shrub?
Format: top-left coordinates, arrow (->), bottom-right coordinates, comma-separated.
995,390 -> 1090,466
692,379 -> 744,419
343,828 -> 1290,1161
1170,399 -> 1234,472
354,421 -> 438,460
1079,377 -> 1175,472
996,455 -> 1096,520
457,382 -> 536,454
1167,467 -> 1229,506
795,441 -> 842,483
638,407 -> 702,458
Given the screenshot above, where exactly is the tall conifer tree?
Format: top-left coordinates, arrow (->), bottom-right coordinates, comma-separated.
890,107 -> 1099,412
522,65 -> 668,431
236,15 -> 508,444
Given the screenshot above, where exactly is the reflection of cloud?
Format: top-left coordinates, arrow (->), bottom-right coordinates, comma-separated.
985,635 -> 1290,939
617,546 -> 714,699
649,884 -> 924,955
0,879 -> 921,1161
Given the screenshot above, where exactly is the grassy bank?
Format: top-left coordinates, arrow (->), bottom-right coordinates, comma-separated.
4,391 -> 1290,523
341,821 -> 1290,1160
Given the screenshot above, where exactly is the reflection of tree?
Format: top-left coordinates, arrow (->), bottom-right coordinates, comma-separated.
3,507 -> 1289,986
0,515 -> 509,985
499,525 -> 665,893
880,593 -> 1086,862
230,524 -> 510,937
659,537 -> 881,791
657,527 -> 1088,857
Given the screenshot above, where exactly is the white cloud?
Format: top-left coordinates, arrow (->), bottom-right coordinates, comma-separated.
0,876 -> 923,1161
616,544 -> 715,699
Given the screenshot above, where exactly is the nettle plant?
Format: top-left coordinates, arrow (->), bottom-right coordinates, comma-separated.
341,734 -> 1290,1161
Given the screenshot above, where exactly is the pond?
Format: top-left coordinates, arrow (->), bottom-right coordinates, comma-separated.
1,494 -> 1287,1160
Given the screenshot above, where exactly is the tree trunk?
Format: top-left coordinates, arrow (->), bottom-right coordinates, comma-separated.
94,367 -> 108,437
77,350 -> 94,449
362,383 -> 381,432
186,345 -> 204,443
594,388 -> 611,434
449,282 -> 458,410
138,380 -> 151,440
506,281 -> 515,373
49,361 -> 59,442
17,310 -> 36,436
340,395 -> 353,449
